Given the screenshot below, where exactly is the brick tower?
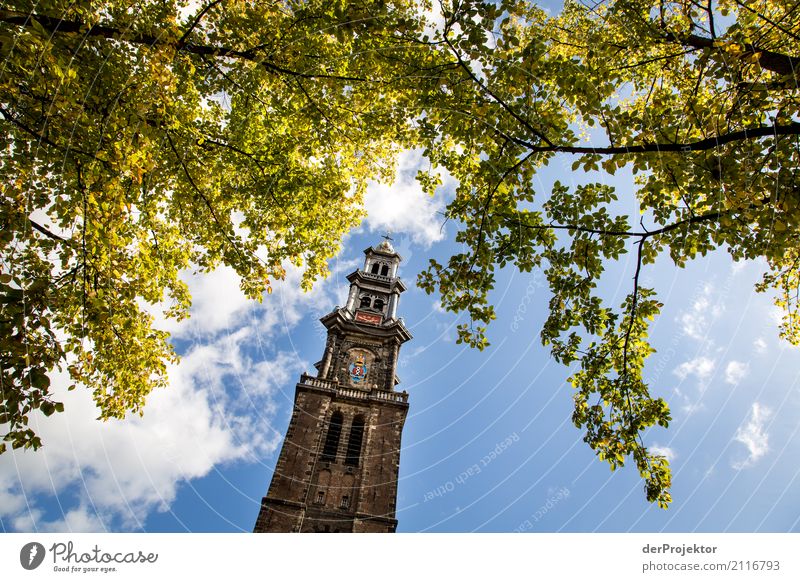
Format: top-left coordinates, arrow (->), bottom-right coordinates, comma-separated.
253,238 -> 412,533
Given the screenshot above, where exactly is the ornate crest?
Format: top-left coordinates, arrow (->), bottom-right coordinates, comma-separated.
348,353 -> 368,384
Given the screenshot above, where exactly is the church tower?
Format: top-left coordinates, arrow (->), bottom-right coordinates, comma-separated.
253,239 -> 412,533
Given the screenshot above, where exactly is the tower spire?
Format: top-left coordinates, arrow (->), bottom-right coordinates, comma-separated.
253,240 -> 412,533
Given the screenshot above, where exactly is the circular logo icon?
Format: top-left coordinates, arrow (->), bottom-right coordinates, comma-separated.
20,542 -> 46,570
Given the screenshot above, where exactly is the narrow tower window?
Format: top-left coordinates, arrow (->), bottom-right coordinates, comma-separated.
359,296 -> 371,308
340,495 -> 350,509
344,416 -> 365,466
321,411 -> 343,461
370,263 -> 379,274
380,264 -> 389,276
373,298 -> 385,311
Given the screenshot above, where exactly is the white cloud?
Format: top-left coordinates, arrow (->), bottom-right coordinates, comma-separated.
677,283 -> 724,340
753,337 -> 768,354
674,356 -> 716,413
152,257 -> 350,341
681,401 -> 705,415
39,506 -> 106,533
732,402 -> 772,469
769,306 -> 784,325
650,445 -> 677,462
0,484 -> 28,517
268,261 -> 351,334
730,260 -> 747,274
170,265 -> 251,337
0,332 -> 305,532
674,356 -> 716,384
363,149 -> 453,246
724,360 -> 749,385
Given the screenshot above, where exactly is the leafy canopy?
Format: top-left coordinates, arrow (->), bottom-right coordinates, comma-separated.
2,0 -> 799,508
1,0 -> 431,452
416,0 -> 799,508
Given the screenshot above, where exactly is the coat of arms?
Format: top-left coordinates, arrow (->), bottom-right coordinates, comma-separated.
348,353 -> 368,384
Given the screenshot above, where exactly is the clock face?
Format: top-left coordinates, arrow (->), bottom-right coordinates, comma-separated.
355,310 -> 382,325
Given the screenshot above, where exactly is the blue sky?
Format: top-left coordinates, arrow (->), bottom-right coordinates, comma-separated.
3,143 -> 800,533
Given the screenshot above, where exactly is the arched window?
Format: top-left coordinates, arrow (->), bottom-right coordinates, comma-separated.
370,263 -> 379,274
321,411 -> 343,461
359,296 -> 371,308
344,416 -> 365,466
373,298 -> 385,311
380,264 -> 389,276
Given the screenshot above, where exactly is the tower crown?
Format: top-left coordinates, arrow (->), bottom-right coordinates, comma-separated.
362,238 -> 401,279
312,240 -> 412,391
339,241 -> 408,328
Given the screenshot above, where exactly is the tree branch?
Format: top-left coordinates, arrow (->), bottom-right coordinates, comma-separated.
165,132 -> 245,263
620,237 -> 645,419
442,33 -> 555,147
448,100 -> 797,155
0,104 -> 103,162
527,123 -> 799,155
178,0 -> 226,46
666,32 -> 800,77
502,204 -> 728,241
0,10 -> 368,82
28,219 -> 66,242
731,0 -> 800,43
466,148 -> 533,275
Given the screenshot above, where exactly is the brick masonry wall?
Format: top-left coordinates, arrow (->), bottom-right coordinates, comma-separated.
254,384 -> 407,533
